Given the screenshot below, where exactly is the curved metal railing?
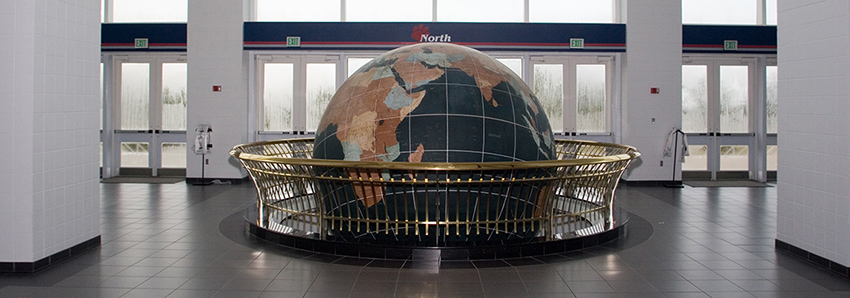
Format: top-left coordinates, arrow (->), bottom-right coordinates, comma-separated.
230,138 -> 639,245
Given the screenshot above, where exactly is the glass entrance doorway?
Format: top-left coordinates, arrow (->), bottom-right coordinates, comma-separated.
681,57 -> 776,181
255,55 -> 339,141
530,56 -> 614,143
104,56 -> 187,177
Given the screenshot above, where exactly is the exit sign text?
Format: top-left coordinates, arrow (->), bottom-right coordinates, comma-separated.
570,38 -> 584,49
286,36 -> 301,47
134,38 -> 149,49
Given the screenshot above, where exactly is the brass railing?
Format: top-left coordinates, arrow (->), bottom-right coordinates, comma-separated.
231,138 -> 639,245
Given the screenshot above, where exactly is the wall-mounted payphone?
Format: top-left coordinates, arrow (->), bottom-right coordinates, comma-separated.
193,124 -> 212,154
192,124 -> 213,185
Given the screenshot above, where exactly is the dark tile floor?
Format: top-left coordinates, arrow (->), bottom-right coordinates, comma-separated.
1,182 -> 849,297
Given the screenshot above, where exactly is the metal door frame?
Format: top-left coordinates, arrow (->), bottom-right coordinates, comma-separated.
103,54 -> 187,177
529,55 -> 616,143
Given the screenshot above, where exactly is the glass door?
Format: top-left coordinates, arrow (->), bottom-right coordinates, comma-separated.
682,58 -> 758,180
530,56 -> 613,143
110,56 -> 187,176
257,55 -> 339,141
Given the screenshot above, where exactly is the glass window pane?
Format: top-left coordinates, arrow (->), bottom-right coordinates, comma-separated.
767,0 -> 777,25
347,0 -> 431,22
720,65 -> 749,133
256,0 -> 341,21
348,57 -> 375,77
162,63 -> 187,131
683,0 -> 757,25
263,63 -> 294,131
720,145 -> 748,171
576,64 -> 606,132
100,63 -> 104,130
306,63 -> 337,131
529,0 -> 614,23
121,63 -> 150,130
121,142 -> 149,167
161,143 -> 186,168
496,58 -> 522,79
111,0 -> 187,23
682,145 -> 707,171
533,64 -> 563,133
682,65 -> 707,133
437,0 -> 523,22
767,145 -> 777,171
767,66 -> 778,134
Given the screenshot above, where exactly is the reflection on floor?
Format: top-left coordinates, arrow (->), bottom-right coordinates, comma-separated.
1,182 -> 848,297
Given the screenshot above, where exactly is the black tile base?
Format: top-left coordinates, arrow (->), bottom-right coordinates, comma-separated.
775,239 -> 850,278
0,236 -> 100,273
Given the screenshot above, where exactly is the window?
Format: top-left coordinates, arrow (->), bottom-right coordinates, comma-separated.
534,64 -> 564,133
529,0 -> 615,23
305,64 -> 336,131
720,65 -> 749,133
255,0 -> 341,22
576,64 -> 606,132
346,0 -> 431,22
681,57 -> 776,179
683,0 -> 756,25
720,145 -> 748,171
683,0 -> 776,25
109,57 -> 188,172
161,63 -> 187,131
766,0 -> 777,25
435,0 -> 524,22
766,66 -> 777,134
246,0 -> 622,23
682,65 -> 707,133
120,63 -> 150,130
262,63 -> 295,131
347,57 -> 375,77
496,58 -> 523,79
259,56 -> 339,133
108,0 -> 187,23
531,57 -> 612,135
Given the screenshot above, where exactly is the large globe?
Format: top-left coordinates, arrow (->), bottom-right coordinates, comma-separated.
312,43 -> 555,244
313,43 -> 555,164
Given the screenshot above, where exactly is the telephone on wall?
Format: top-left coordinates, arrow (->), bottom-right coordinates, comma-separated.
194,124 -> 212,155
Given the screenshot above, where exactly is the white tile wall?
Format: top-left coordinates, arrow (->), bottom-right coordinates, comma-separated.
0,0 -> 100,262
777,0 -> 850,267
185,0 -> 249,180
621,0 -> 683,181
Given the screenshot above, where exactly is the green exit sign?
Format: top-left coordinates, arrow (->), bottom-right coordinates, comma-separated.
570,38 -> 584,49
134,38 -> 148,49
286,36 -> 301,47
724,40 -> 738,51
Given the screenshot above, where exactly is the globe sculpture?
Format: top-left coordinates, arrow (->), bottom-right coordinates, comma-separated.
312,43 -> 555,243
314,43 -> 554,163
